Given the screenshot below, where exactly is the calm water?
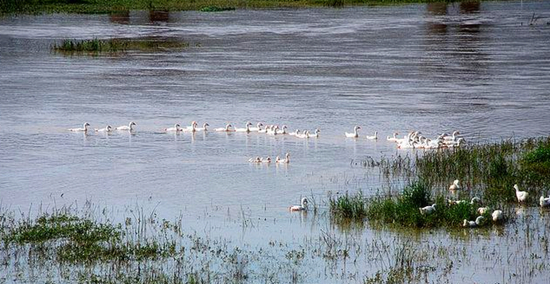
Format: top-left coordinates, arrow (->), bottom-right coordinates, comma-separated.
1,1 -> 550,282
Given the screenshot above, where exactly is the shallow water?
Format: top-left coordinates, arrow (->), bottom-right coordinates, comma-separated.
1,1 -> 550,282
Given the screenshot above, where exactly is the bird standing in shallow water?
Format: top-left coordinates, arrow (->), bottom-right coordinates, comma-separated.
514,184 -> 528,203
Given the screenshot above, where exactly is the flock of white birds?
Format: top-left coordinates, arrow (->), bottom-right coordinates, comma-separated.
68,121 -> 500,213
420,179 -> 550,228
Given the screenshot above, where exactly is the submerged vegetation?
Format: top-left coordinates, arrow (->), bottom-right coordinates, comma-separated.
51,37 -> 191,54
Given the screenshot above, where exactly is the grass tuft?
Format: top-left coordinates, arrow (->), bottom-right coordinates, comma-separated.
329,191 -> 367,220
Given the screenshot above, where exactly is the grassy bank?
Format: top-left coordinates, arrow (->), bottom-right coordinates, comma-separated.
1,0 -> 474,15
340,137 -> 550,228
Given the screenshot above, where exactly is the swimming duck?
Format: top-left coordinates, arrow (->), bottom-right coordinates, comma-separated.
69,122 -> 90,132
345,126 -> 361,138
116,121 -> 136,131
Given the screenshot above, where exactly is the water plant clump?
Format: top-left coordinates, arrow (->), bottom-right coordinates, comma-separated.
51,37 -> 191,54
200,5 -> 235,12
329,191 -> 367,220
366,182 -> 497,228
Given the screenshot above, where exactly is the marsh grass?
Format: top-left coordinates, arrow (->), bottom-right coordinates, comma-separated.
329,191 -> 367,220
366,182 -> 495,228
51,37 -> 190,54
200,5 -> 235,12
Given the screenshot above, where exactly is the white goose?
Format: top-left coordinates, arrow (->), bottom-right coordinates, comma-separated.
387,132 -> 399,142
248,156 -> 261,163
280,125 -> 288,135
419,204 -> 436,215
267,125 -> 280,135
249,122 -> 263,132
116,121 -> 136,131
164,123 -> 182,132
443,130 -> 460,142
182,121 -> 198,132
345,126 -> 361,138
477,207 -> 489,215
445,138 -> 466,148
492,210 -> 503,222
449,179 -> 461,191
540,195 -> 550,207
262,156 -> 272,163
289,129 -> 300,136
276,153 -> 290,164
514,184 -> 528,203
69,122 -> 90,132
95,125 -> 112,132
308,129 -> 320,138
195,123 -> 209,132
296,130 -> 309,139
289,197 -> 308,211
366,131 -> 378,140
215,124 -> 234,132
463,216 -> 484,228
235,122 -> 253,133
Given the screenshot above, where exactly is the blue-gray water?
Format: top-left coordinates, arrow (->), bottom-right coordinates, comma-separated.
1,1 -> 550,283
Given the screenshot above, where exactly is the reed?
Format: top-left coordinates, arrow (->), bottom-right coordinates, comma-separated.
329,191 -> 367,220
51,38 -> 190,54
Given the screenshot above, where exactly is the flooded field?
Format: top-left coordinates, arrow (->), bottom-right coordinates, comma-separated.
1,1 -> 550,283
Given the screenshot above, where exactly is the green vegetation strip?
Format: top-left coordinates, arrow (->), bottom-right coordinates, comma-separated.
1,0 -> 475,15
52,38 -> 191,53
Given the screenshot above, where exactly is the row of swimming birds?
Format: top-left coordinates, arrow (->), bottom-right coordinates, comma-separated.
419,180 -> 550,228
69,122 -> 465,149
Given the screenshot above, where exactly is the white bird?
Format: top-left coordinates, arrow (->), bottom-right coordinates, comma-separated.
419,204 -> 436,215
262,156 -> 272,163
289,129 -> 300,136
164,123 -> 182,132
366,131 -> 378,140
443,130 -> 460,142
540,195 -> 550,207
276,153 -> 290,164
492,210 -> 503,222
289,197 -> 308,211
463,219 -> 477,228
445,137 -> 466,148
387,132 -> 399,142
248,156 -> 261,163
308,128 -> 320,138
215,124 -> 234,132
235,122 -> 253,132
116,121 -> 136,131
296,130 -> 309,139
477,207 -> 489,215
182,121 -> 198,132
514,184 -> 528,203
449,179 -> 461,191
249,122 -> 263,132
267,125 -> 280,135
280,125 -> 288,135
95,125 -> 112,132
69,122 -> 90,132
345,126 -> 361,138
470,196 -> 481,205
195,123 -> 209,132
463,216 -> 484,228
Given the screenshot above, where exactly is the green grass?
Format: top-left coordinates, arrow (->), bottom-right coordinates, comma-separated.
366,182 -> 496,228
1,0 -> 480,15
329,191 -> 367,220
412,137 -> 550,205
200,5 -> 236,12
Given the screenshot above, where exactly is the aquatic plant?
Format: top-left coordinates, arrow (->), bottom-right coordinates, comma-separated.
366,182 -> 496,228
200,5 -> 235,12
51,37 -> 191,54
329,191 -> 367,220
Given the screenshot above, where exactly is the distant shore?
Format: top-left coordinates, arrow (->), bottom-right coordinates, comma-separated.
1,0 -> 475,15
